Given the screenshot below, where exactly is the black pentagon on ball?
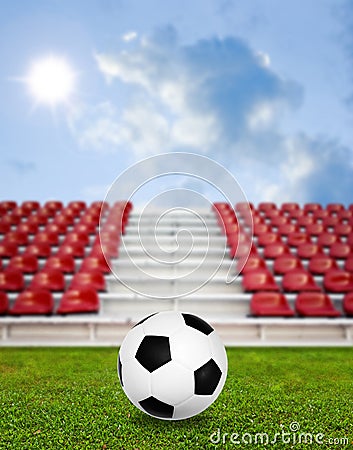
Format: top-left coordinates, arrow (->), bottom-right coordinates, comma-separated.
135,335 -> 171,372
118,355 -> 123,386
139,396 -> 174,419
182,313 -> 214,336
194,359 -> 222,395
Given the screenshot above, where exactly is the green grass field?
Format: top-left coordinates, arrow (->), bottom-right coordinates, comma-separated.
0,347 -> 352,449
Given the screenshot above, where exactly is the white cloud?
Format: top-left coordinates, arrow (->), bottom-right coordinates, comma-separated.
256,50 -> 271,68
68,26 -> 353,204
122,31 -> 138,42
247,102 -> 276,130
122,102 -> 171,156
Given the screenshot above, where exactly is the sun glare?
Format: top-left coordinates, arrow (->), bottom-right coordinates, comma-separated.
26,56 -> 76,106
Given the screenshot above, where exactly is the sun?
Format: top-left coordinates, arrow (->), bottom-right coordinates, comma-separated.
26,55 -> 76,106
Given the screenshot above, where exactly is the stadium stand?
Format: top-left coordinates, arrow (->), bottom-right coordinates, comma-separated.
0,199 -> 352,346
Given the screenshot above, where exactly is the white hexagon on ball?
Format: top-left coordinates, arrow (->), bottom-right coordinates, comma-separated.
118,311 -> 228,420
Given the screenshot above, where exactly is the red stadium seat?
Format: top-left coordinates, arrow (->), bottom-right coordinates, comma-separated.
250,292 -> 295,317
322,216 -> 339,229
33,230 -> 60,246
84,251 -> 111,272
90,201 -> 109,214
45,222 -> 68,235
73,221 -> 97,235
26,212 -> 49,227
304,203 -> 322,214
297,243 -> 325,259
23,243 -> 52,258
323,270 -> 353,293
242,269 -> 279,292
62,206 -> 81,219
7,254 -> 38,274
21,201 -> 40,213
308,255 -> 339,275
263,242 -> 291,259
344,257 -> 353,273
43,255 -> 76,274
326,203 -> 344,214
329,242 -> 352,259
90,242 -> 118,259
296,215 -> 315,227
69,271 -> 106,292
343,292 -> 353,316
17,221 -> 39,235
63,231 -> 90,246
245,214 -> 263,227
273,255 -> 303,275
237,255 -> 267,274
287,209 -> 304,220
9,289 -> 54,315
287,232 -> 311,248
295,292 -> 341,317
264,209 -> 281,219
317,232 -> 340,247
53,213 -> 75,227
0,219 -> 11,234
67,201 -> 87,213
56,242 -> 86,258
348,233 -> 353,246
44,201 -> 63,213
313,209 -> 329,220
29,269 -> 66,292
79,256 -> 110,274
281,202 -> 300,213
3,230 -> 29,246
270,216 -> 289,227
0,201 -> 17,211
257,232 -> 282,247
253,223 -> 271,236
213,202 -> 231,212
230,241 -> 258,259
11,206 -> 30,220
36,206 -> 57,220
1,213 -> 21,226
258,202 -> 277,212
0,241 -> 18,258
337,209 -> 352,221
0,292 -> 9,314
0,269 -> 24,291
334,223 -> 352,237
56,288 -> 99,314
277,223 -> 300,236
282,269 -> 321,292
305,223 -> 324,237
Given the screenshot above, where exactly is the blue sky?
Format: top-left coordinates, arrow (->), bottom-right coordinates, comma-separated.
1,0 -> 353,206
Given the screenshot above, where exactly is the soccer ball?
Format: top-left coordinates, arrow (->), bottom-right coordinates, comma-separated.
117,311 -> 227,420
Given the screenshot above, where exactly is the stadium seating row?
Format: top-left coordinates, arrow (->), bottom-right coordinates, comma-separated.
213,202 -> 353,317
0,200 -> 133,315
0,288 -> 99,315
241,268 -> 353,293
250,291 -> 353,317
